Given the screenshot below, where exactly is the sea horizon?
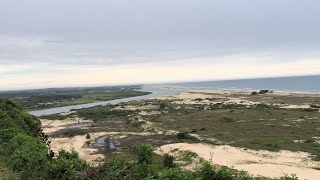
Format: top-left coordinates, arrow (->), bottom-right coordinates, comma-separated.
162,75 -> 320,94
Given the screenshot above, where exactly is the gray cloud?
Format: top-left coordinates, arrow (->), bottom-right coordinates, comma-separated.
1,0 -> 320,64
0,0 -> 320,89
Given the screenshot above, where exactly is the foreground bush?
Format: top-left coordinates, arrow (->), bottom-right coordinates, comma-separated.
45,149 -> 89,180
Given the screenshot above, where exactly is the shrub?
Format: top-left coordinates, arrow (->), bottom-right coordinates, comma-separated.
176,132 -> 197,141
98,157 -> 134,180
160,103 -> 167,109
45,149 -> 89,180
258,90 -> 270,94
86,133 -> 91,139
310,104 -> 320,108
163,153 -> 176,168
197,162 -> 234,180
8,134 -> 48,179
250,91 -> 258,95
157,168 -> 195,179
135,143 -> 154,165
304,138 -> 315,144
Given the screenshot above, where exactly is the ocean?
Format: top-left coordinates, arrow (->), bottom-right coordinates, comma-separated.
164,75 -> 320,94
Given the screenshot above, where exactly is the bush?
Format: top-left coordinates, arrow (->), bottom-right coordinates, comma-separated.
160,103 -> 167,109
250,91 -> 258,95
86,133 -> 91,139
304,138 -> 315,144
135,143 -> 154,165
310,104 -> 320,108
176,132 -> 197,141
197,162 -> 234,180
258,90 -> 270,94
98,157 -> 134,180
163,153 -> 176,168
157,168 -> 195,179
45,149 -> 89,180
0,170 -> 20,180
8,134 -> 48,179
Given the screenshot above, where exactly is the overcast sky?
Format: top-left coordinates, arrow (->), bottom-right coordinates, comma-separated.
1,0 -> 320,90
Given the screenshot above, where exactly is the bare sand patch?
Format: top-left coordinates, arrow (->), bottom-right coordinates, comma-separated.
156,143 -> 320,180
139,110 -> 162,116
41,118 -> 93,134
113,105 -> 158,111
155,89 -> 257,105
49,130 -> 172,164
281,104 -> 311,109
50,132 -> 107,165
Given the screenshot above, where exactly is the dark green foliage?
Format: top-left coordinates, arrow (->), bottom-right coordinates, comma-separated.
258,90 -> 270,94
76,106 -> 135,122
135,143 -> 154,165
303,108 -> 318,112
0,99 -> 41,138
0,98 -> 49,179
86,133 -> 91,139
98,157 -> 134,179
197,162 -> 234,180
163,153 -> 176,168
304,138 -> 315,144
7,134 -> 48,179
45,149 -> 89,180
156,168 -> 195,180
0,171 -> 20,180
177,132 -> 197,141
160,102 -> 167,109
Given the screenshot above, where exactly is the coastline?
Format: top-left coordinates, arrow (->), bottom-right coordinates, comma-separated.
158,85 -> 320,96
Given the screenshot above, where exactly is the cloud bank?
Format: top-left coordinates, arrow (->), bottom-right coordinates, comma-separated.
0,0 -> 319,90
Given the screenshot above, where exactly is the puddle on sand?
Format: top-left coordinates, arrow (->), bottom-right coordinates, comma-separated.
86,135 -> 123,153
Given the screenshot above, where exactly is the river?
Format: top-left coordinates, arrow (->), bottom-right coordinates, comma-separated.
28,85 -> 182,116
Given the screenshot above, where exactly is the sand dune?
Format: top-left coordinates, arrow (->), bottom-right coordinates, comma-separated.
156,143 -> 320,180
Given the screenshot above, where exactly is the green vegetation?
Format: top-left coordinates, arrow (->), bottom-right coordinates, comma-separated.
46,149 -> 89,180
0,86 -> 151,110
163,153 -> 176,168
69,95 -> 320,161
0,98 -> 301,179
150,103 -> 320,159
40,114 -> 68,120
